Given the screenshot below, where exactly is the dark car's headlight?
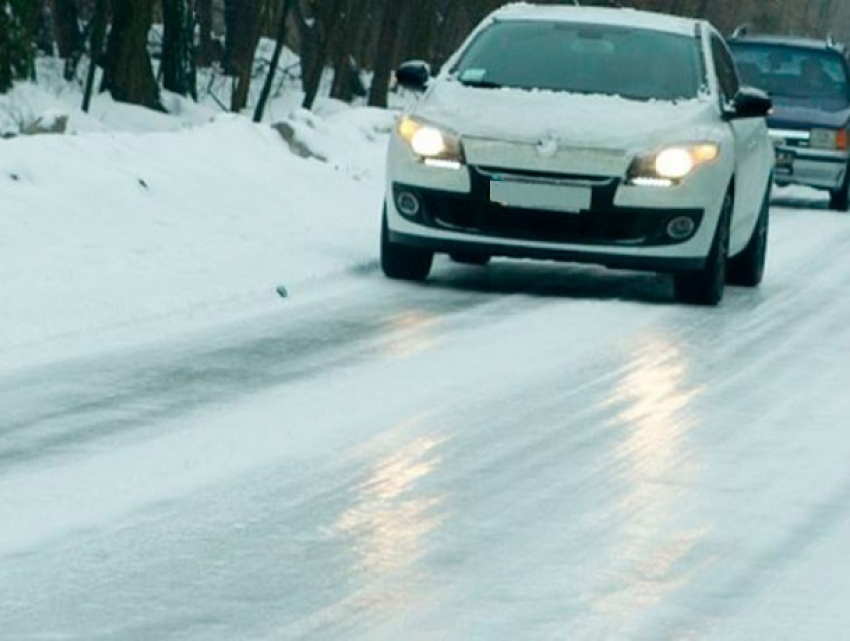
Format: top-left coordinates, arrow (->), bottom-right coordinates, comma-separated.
398,117 -> 464,169
627,143 -> 720,187
810,128 -> 849,151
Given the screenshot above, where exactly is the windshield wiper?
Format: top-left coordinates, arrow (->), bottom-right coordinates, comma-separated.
457,78 -> 503,89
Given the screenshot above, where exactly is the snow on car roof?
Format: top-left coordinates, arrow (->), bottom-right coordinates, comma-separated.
491,3 -> 702,37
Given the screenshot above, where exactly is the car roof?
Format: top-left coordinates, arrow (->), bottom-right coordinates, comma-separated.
729,34 -> 846,54
490,4 -> 702,38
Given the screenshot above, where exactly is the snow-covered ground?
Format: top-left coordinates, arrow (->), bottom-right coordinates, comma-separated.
2,63 -> 397,371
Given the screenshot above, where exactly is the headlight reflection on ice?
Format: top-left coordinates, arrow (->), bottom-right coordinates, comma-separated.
588,336 -> 707,620
330,429 -> 447,604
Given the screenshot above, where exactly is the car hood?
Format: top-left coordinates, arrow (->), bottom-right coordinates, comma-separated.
768,97 -> 850,130
413,81 -> 720,151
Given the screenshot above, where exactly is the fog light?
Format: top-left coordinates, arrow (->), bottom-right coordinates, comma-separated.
667,216 -> 696,240
396,191 -> 421,217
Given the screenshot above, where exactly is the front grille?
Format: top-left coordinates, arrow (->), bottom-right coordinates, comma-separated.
422,192 -> 668,244
393,166 -> 703,247
770,129 -> 811,149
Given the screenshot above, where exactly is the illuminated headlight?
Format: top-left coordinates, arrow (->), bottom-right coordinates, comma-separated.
627,143 -> 720,186
656,148 -> 695,179
811,128 -> 848,150
398,117 -> 464,168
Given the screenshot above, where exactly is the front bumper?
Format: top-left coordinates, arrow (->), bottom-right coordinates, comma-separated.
770,129 -> 850,190
392,167 -> 705,248
388,228 -> 707,272
773,146 -> 849,190
386,165 -> 727,273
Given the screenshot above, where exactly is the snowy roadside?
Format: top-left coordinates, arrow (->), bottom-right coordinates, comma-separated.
2,85 -> 395,371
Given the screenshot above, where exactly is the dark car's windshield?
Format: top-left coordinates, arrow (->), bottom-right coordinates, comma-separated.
452,20 -> 705,102
729,42 -> 850,108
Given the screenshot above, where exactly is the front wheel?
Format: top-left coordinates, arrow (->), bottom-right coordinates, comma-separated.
829,164 -> 850,211
728,183 -> 770,287
673,191 -> 732,306
380,210 -> 433,281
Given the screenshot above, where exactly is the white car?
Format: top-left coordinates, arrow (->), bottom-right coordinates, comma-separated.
381,5 -> 775,305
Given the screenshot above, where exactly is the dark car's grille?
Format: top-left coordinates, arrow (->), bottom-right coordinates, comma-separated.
781,136 -> 810,149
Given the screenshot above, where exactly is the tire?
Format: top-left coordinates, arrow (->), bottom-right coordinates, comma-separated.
450,252 -> 491,266
728,183 -> 770,287
829,164 -> 850,211
380,209 -> 433,281
674,191 -> 732,306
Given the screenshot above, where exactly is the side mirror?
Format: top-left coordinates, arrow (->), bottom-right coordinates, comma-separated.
728,86 -> 772,120
395,60 -> 431,92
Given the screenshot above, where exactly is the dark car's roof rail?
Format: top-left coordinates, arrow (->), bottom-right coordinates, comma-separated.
728,31 -> 847,56
826,33 -> 844,52
730,24 -> 750,39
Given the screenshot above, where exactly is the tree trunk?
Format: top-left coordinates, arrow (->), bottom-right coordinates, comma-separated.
52,0 -> 85,79
224,0 -> 262,112
299,0 -> 346,110
102,0 -> 161,109
254,0 -> 295,122
329,0 -> 367,102
33,0 -> 54,55
196,0 -> 215,66
81,0 -> 108,112
0,0 -> 36,93
368,0 -> 405,107
293,1 -> 318,96
0,4 -> 14,93
161,0 -> 197,98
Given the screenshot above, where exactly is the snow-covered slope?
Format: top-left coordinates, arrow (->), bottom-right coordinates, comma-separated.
2,80 -> 395,369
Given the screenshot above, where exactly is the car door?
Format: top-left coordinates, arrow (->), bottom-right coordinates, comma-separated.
710,33 -> 772,253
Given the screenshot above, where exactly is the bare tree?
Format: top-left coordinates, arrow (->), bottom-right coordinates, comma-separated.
224,0 -> 262,112
196,0 -> 217,66
254,0 -> 295,122
81,0 -> 107,112
367,0 -> 406,107
0,0 -> 35,92
51,0 -> 86,80
161,0 -> 197,98
102,0 -> 160,109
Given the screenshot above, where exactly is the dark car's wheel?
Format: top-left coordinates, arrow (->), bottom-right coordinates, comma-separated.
380,209 -> 433,281
450,252 -> 491,266
728,184 -> 770,287
674,191 -> 732,306
829,164 -> 850,211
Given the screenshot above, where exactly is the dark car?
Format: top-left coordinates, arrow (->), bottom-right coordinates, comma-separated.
729,33 -> 850,210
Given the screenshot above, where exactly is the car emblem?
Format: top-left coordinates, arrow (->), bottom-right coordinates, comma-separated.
536,132 -> 560,158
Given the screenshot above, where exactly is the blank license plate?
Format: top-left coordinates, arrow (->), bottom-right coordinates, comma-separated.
775,150 -> 794,174
490,180 -> 591,213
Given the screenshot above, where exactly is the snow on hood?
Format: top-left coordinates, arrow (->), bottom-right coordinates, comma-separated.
411,80 -> 720,151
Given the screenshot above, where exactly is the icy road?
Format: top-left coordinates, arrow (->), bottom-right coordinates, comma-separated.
3,195 -> 850,640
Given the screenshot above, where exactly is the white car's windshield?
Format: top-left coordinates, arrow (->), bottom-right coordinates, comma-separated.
453,21 -> 704,102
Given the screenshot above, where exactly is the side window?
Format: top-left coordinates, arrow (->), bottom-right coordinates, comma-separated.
711,36 -> 740,102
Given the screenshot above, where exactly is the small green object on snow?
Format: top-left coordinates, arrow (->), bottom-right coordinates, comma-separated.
276,285 -> 289,299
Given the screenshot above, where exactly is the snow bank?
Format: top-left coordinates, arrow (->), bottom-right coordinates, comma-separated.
1,87 -> 395,368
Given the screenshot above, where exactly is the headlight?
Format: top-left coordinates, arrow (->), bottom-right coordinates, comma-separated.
627,143 -> 720,186
811,128 -> 848,151
398,117 -> 464,168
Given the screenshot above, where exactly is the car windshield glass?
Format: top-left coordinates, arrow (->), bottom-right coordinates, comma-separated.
729,43 -> 850,107
452,20 -> 704,101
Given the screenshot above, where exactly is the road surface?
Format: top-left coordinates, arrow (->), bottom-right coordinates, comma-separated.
3,195 -> 850,640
